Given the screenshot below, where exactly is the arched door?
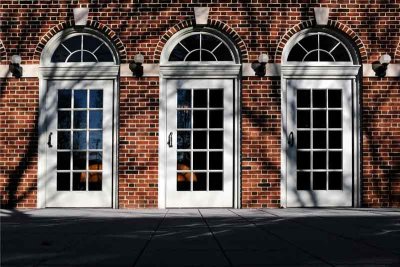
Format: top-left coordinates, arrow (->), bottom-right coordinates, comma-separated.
281,30 -> 361,207
159,29 -> 241,208
39,29 -> 119,207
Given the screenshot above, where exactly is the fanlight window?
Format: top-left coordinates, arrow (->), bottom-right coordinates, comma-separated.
51,34 -> 114,63
287,33 -> 351,62
169,33 -> 234,62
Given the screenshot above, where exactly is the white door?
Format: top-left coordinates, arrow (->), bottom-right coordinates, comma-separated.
165,79 -> 234,207
45,80 -> 113,207
287,79 -> 352,207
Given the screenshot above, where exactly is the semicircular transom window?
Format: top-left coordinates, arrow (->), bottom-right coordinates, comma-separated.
169,33 -> 234,62
51,34 -> 114,63
287,33 -> 351,62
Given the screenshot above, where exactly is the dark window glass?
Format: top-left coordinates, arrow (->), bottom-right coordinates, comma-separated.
177,131 -> 191,149
177,89 -> 191,108
180,34 -> 200,51
287,44 -> 307,61
331,43 -> 350,61
194,90 -> 207,108
58,111 -> 71,129
297,151 -> 310,170
90,90 -> 103,108
73,172 -> 86,191
329,151 -> 342,169
94,43 -> 113,62
209,131 -> 223,149
177,110 -> 191,129
74,90 -> 87,108
169,43 -> 189,61
73,131 -> 87,150
57,173 -> 70,191
193,131 -> 207,149
193,172 -> 207,191
313,110 -> 326,128
58,90 -> 72,108
73,152 -> 86,170
193,110 -> 207,128
297,131 -> 310,149
297,90 -> 310,108
209,172 -> 223,191
313,172 -> 327,190
89,111 -> 102,129
297,172 -> 311,190
328,90 -> 342,108
89,130 -> 102,149
209,152 -> 223,170
329,131 -> 342,149
193,152 -> 207,170
319,34 -> 339,52
83,35 -> 102,52
57,131 -> 71,150
329,172 -> 342,190
297,110 -> 310,128
89,172 -> 102,191
319,50 -> 334,61
89,152 -> 102,170
210,90 -> 223,108
63,36 -> 81,53
52,45 -> 70,62
57,152 -> 70,170
177,174 -> 190,191
214,43 -> 233,61
299,35 -> 318,51
328,110 -> 342,128
202,51 -> 216,61
209,110 -> 223,128
83,51 -> 97,62
177,152 -> 190,170
313,90 -> 326,108
313,131 -> 326,149
73,111 -> 87,129
303,51 -> 318,62
313,151 -> 326,169
201,34 -> 221,51
186,50 -> 201,61
67,51 -> 81,62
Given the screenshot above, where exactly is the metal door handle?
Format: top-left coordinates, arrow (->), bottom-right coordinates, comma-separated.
167,132 -> 173,148
288,132 -> 294,147
47,132 -> 53,148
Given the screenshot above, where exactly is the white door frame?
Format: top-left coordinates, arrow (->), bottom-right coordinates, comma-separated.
37,65 -> 120,208
158,64 -> 241,208
280,64 -> 361,207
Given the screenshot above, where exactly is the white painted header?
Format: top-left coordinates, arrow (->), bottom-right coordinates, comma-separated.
1,63 -> 400,78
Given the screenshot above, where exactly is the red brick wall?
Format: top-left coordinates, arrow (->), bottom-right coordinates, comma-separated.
362,78 -> 400,207
0,78 -> 38,208
0,1 -> 399,208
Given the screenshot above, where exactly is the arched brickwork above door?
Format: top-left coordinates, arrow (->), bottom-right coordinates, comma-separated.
275,20 -> 367,64
155,19 -> 248,63
0,39 -> 7,64
34,20 -> 126,63
395,41 -> 400,64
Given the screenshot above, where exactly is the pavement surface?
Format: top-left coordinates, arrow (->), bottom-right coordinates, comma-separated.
1,208 -> 400,266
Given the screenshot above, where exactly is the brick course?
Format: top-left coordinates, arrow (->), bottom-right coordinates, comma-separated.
0,1 -> 399,208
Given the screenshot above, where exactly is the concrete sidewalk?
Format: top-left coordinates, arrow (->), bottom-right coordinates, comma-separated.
1,208 -> 400,266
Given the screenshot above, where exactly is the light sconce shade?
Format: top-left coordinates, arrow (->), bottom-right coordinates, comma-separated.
129,53 -> 144,77
252,53 -> 269,77
373,53 -> 391,77
9,55 -> 23,78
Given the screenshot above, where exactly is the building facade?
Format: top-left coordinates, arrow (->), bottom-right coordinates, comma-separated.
0,1 -> 399,209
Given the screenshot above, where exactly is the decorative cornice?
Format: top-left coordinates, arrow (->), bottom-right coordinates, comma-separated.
160,64 -> 241,77
39,65 -> 120,79
281,64 -> 361,77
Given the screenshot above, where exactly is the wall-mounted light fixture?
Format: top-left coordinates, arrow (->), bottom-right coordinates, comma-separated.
372,54 -> 391,77
252,53 -> 269,77
9,55 -> 23,78
129,53 -> 144,77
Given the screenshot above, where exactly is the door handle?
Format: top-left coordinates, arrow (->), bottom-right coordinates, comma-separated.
288,132 -> 294,147
167,132 -> 173,148
47,132 -> 53,148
